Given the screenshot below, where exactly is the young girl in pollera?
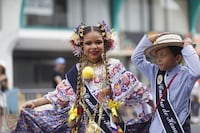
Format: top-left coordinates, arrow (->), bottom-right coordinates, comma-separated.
13,22 -> 152,133
132,33 -> 200,133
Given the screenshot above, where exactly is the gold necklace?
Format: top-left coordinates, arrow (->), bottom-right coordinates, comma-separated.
86,58 -> 103,67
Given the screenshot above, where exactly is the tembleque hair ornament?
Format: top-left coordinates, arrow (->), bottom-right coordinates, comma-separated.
69,23 -> 85,57
97,21 -> 115,51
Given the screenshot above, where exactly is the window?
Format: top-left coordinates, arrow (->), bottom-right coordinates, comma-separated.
22,0 -> 111,28
67,0 -> 111,27
153,0 -> 188,33
14,50 -> 78,88
118,0 -> 188,33
119,0 -> 150,32
24,0 -> 67,28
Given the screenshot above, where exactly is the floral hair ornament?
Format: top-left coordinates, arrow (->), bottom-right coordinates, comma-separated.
97,21 -> 115,51
70,22 -> 85,57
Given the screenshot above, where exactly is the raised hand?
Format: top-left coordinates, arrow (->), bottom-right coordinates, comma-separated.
183,37 -> 193,47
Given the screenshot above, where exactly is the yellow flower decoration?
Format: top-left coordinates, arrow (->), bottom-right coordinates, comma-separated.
108,99 -> 121,117
68,105 -> 78,123
82,66 -> 94,80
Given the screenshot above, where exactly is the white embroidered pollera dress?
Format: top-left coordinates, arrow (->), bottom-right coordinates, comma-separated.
13,58 -> 151,133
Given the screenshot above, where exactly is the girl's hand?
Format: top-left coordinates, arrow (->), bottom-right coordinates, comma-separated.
20,98 -> 51,111
20,100 -> 36,110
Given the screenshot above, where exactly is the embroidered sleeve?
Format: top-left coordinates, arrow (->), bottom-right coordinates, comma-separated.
109,59 -> 151,104
44,80 -> 75,109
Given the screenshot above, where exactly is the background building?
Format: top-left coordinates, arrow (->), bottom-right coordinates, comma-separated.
0,0 -> 200,89
1,1 -> 200,131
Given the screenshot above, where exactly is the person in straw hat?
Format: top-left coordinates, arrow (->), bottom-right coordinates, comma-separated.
12,22 -> 153,133
132,33 -> 200,133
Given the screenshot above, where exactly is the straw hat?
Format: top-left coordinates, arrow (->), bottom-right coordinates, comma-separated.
144,34 -> 183,59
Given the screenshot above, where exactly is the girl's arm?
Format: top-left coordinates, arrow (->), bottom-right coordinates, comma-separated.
21,80 -> 75,110
44,80 -> 75,110
20,97 -> 51,110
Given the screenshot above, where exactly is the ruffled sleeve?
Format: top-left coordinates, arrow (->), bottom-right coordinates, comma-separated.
109,58 -> 151,104
44,80 -> 76,110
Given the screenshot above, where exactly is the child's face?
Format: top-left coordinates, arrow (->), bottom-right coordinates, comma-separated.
155,47 -> 179,71
83,30 -> 104,63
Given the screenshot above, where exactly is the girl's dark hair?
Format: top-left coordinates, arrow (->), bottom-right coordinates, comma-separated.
168,46 -> 183,56
83,26 -> 101,35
